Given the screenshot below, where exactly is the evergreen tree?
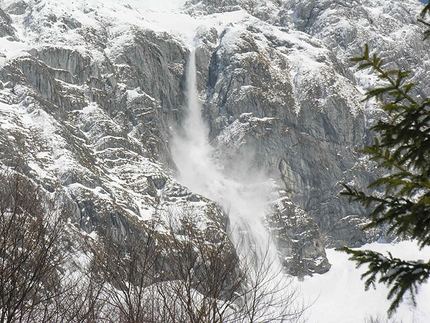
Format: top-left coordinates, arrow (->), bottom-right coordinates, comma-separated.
340,3 -> 430,315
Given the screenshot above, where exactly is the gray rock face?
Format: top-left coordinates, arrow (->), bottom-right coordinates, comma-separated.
0,8 -> 16,39
199,22 -> 369,250
0,0 -> 428,278
267,194 -> 331,277
187,0 -> 430,251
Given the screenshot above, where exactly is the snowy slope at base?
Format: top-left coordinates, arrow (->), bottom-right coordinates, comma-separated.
301,241 -> 430,323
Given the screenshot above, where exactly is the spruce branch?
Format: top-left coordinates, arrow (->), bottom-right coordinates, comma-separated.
419,2 -> 430,39
341,42 -> 430,314
352,45 -> 417,105
339,247 -> 430,316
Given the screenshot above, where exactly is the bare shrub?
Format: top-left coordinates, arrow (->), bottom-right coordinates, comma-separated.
90,207 -> 306,323
0,170 -> 65,323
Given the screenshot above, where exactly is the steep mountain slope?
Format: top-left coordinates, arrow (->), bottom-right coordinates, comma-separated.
188,0 -> 430,251
0,0 -> 428,282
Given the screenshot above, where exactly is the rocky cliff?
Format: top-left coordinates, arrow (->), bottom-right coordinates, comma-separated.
0,0 -> 428,279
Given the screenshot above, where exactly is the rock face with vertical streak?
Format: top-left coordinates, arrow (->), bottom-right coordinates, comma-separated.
0,0 -> 428,277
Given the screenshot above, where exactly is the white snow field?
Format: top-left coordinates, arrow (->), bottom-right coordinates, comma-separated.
301,241 -> 430,323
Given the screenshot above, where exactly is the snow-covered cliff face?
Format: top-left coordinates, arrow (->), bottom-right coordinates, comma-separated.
0,0 -> 428,277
